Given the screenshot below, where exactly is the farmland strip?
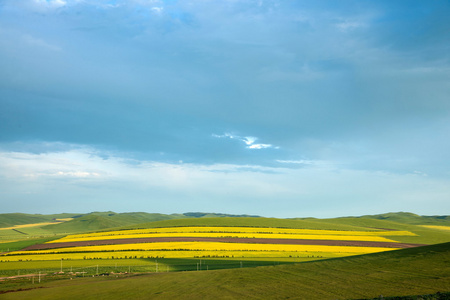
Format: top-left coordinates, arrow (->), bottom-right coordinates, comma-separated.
21,237 -> 425,251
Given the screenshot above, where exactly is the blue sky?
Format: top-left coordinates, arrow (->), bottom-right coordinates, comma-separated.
0,0 -> 449,217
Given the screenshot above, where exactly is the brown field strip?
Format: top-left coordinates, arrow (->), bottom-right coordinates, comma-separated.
21,237 -> 425,251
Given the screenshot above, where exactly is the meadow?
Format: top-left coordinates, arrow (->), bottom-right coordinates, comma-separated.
45,226 -> 413,243
1,212 -> 449,299
1,242 -> 449,300
2,224 -> 414,264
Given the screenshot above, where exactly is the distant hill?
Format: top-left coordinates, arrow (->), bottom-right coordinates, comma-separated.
2,211 -> 449,242
183,212 -> 260,218
41,212 -> 187,233
38,212 -> 265,234
122,215 -> 391,232
0,213 -> 79,228
359,211 -> 450,225
0,211 -> 263,229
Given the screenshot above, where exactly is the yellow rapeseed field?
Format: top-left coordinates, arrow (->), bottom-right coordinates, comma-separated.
0,222 -> 59,231
0,250 -> 336,261
3,242 -> 395,262
11,242 -> 396,255
55,218 -> 74,222
47,226 -> 415,243
1,226 -> 407,263
48,232 -> 396,243
420,225 -> 450,231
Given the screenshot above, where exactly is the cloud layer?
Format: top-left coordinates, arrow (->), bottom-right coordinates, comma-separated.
0,0 -> 449,215
1,144 -> 448,217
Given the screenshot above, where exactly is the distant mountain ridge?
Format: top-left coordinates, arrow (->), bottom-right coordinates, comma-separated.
358,211 -> 450,225
0,212 -> 80,228
0,211 -> 448,235
0,211 -> 262,231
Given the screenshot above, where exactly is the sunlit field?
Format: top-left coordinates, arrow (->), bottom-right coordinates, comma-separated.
4,241 -> 396,261
420,225 -> 450,231
0,222 -> 59,231
2,225 -> 411,264
47,226 -> 415,243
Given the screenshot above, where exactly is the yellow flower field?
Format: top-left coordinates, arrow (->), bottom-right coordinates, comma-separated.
2,241 -> 396,262
420,225 -> 450,231
47,232 -> 397,243
11,241 -> 396,255
0,222 -> 59,231
1,226 -> 410,264
0,251 -> 327,261
47,226 -> 415,243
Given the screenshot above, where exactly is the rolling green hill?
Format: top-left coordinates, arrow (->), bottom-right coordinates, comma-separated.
2,211 -> 450,250
122,216 -> 381,231
317,214 -> 450,244
41,212 -> 186,234
360,212 -> 450,225
0,212 -> 262,234
0,213 -> 77,228
2,242 -> 449,299
123,217 -> 390,231
117,215 -> 450,245
1,212 -> 450,299
40,212 -> 266,234
0,212 -> 265,248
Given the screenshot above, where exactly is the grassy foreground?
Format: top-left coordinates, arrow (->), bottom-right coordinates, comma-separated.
1,242 -> 449,300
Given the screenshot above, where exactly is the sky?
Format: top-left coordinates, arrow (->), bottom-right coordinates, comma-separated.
0,0 -> 449,218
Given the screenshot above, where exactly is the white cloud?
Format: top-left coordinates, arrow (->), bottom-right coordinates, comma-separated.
22,34 -> 62,52
213,133 -> 278,150
248,143 -> 272,149
33,0 -> 67,9
0,143 -> 449,217
243,136 -> 257,145
151,6 -> 163,14
276,159 -> 316,165
336,21 -> 365,32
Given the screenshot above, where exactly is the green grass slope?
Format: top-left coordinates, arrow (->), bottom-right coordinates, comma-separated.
33,212 -> 265,234
41,212 -> 184,234
3,211 -> 449,246
318,216 -> 450,244
3,242 -> 449,299
122,216 -> 380,231
0,213 -> 77,228
0,212 -> 264,245
360,212 -> 450,225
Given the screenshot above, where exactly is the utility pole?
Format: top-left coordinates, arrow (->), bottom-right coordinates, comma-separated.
60,259 -> 63,273
97,265 -> 99,275
39,271 -> 41,283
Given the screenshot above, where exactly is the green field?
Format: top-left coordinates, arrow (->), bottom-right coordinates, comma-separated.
1,211 -> 449,299
1,242 -> 449,299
